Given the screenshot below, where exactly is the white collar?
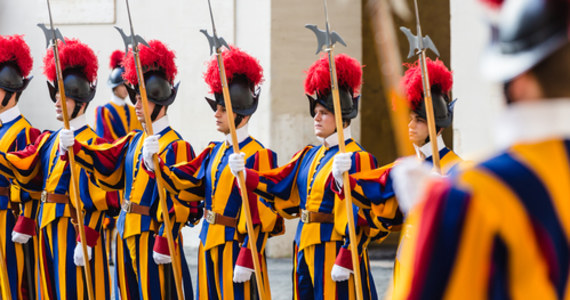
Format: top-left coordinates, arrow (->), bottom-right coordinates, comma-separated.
0,106 -> 21,124
495,98 -> 570,149
111,94 -> 126,106
317,125 -> 352,148
146,115 -> 170,135
68,114 -> 88,132
225,123 -> 249,146
414,134 -> 446,159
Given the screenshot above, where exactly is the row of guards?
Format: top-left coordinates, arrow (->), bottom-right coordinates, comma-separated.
1,0 -> 570,299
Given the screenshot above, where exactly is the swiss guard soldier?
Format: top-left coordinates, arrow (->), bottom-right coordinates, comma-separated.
142,46 -> 281,299
94,50 -> 142,268
95,49 -> 141,141
0,34 -> 41,300
59,39 -> 198,300
391,0 -> 570,298
331,58 -> 463,290
229,53 -> 383,300
0,38 -> 113,299
401,58 -> 461,172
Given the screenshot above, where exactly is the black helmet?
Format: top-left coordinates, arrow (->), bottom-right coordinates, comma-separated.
107,50 -> 126,89
204,46 -> 263,122
43,38 -> 98,119
402,58 -> 455,129
480,0 -> 570,81
0,35 -> 34,106
304,54 -> 362,121
205,74 -> 260,116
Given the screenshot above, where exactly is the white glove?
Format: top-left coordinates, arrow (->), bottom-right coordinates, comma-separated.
73,242 -> 92,267
228,152 -> 246,178
142,135 -> 160,171
152,251 -> 171,265
233,265 -> 254,283
331,264 -> 352,282
391,156 -> 440,215
58,128 -> 75,155
11,231 -> 32,244
332,152 -> 353,188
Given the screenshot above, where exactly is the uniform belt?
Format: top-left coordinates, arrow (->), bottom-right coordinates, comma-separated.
40,191 -> 77,222
204,209 -> 237,228
122,200 -> 151,216
0,186 -> 10,197
300,209 -> 334,224
40,191 -> 70,204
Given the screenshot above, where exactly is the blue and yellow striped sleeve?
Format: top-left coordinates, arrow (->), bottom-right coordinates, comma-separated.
156,143 -> 215,197
156,139 -> 200,240
71,132 -> 135,191
0,131 -> 50,190
246,146 -> 312,219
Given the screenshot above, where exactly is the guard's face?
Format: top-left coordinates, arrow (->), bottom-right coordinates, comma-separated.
135,95 -> 155,123
54,93 -> 79,122
114,84 -> 128,100
214,104 -> 238,135
408,111 -> 428,146
313,103 -> 335,139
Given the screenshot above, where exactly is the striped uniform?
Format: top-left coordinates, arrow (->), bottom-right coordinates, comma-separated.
391,138 -> 570,299
94,99 -> 141,276
346,143 -> 463,291
70,120 -> 197,300
0,123 -> 113,300
156,134 -> 280,300
94,100 -> 141,141
0,108 -> 41,300
244,137 -> 381,300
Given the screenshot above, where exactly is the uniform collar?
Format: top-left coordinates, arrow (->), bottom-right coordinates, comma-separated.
111,94 -> 126,106
495,98 -> 570,149
0,106 -> 21,124
69,114 -> 88,132
317,125 -> 352,148
225,123 -> 249,146
144,115 -> 170,135
414,135 -> 446,159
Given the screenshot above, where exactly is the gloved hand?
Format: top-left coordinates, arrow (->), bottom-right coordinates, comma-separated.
73,242 -> 92,267
392,156 -> 440,215
11,231 -> 31,244
153,251 -> 172,265
332,152 -> 353,188
58,128 -> 75,155
228,152 -> 246,179
142,135 -> 160,171
233,265 -> 254,283
331,264 -> 352,282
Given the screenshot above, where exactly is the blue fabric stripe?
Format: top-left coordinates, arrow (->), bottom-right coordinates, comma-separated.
488,236 -> 511,300
481,151 -> 569,297
419,187 -> 471,300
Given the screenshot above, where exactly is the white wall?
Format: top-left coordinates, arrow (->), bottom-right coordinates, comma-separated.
450,0 -> 505,159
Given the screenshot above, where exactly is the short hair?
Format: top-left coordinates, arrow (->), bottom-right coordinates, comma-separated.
531,42 -> 570,98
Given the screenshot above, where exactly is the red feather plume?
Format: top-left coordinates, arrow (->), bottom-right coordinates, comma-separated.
304,53 -> 363,96
123,40 -> 177,85
401,58 -> 453,110
109,50 -> 125,69
479,0 -> 504,9
0,35 -> 33,78
204,46 -> 263,94
43,38 -> 98,83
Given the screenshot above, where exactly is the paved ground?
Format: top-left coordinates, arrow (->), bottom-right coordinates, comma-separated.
183,245 -> 395,300
109,245 -> 396,299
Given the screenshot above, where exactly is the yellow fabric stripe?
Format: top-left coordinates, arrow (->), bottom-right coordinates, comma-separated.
510,141 -> 570,238
198,242 -> 209,300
